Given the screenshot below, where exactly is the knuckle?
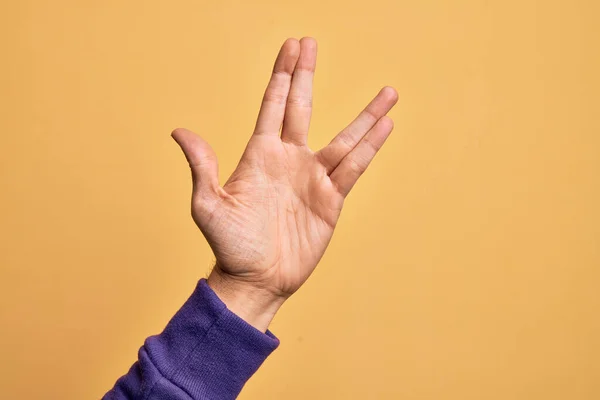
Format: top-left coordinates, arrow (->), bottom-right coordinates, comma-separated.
347,158 -> 364,175
362,108 -> 379,125
263,90 -> 287,105
362,136 -> 380,152
286,94 -> 312,108
336,131 -> 355,150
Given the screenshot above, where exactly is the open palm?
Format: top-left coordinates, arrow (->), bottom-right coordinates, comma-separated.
172,38 -> 397,329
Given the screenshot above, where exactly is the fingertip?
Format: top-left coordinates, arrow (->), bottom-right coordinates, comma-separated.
379,115 -> 394,130
381,86 -> 399,104
283,37 -> 299,45
171,127 -> 204,149
282,37 -> 301,56
300,36 -> 318,50
275,38 -> 300,74
297,37 -> 318,71
171,127 -> 188,142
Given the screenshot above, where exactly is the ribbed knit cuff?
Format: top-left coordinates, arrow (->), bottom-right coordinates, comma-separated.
144,278 -> 279,399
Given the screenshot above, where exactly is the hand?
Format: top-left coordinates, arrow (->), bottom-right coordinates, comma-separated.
172,37 -> 398,331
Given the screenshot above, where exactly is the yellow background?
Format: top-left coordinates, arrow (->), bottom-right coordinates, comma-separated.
1,1 -> 599,399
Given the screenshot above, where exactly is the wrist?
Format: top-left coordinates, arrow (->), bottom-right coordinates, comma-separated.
207,267 -> 285,332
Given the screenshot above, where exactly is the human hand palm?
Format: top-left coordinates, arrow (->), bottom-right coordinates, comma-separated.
172,38 -> 397,329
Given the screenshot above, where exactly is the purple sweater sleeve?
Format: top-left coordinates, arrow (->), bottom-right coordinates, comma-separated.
103,279 -> 279,400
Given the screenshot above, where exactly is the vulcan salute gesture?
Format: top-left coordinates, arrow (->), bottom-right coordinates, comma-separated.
171,37 -> 398,332
106,37 -> 398,400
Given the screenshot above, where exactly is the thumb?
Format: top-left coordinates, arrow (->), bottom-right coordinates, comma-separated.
171,128 -> 219,197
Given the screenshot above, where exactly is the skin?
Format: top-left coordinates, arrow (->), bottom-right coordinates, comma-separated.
172,37 -> 398,332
